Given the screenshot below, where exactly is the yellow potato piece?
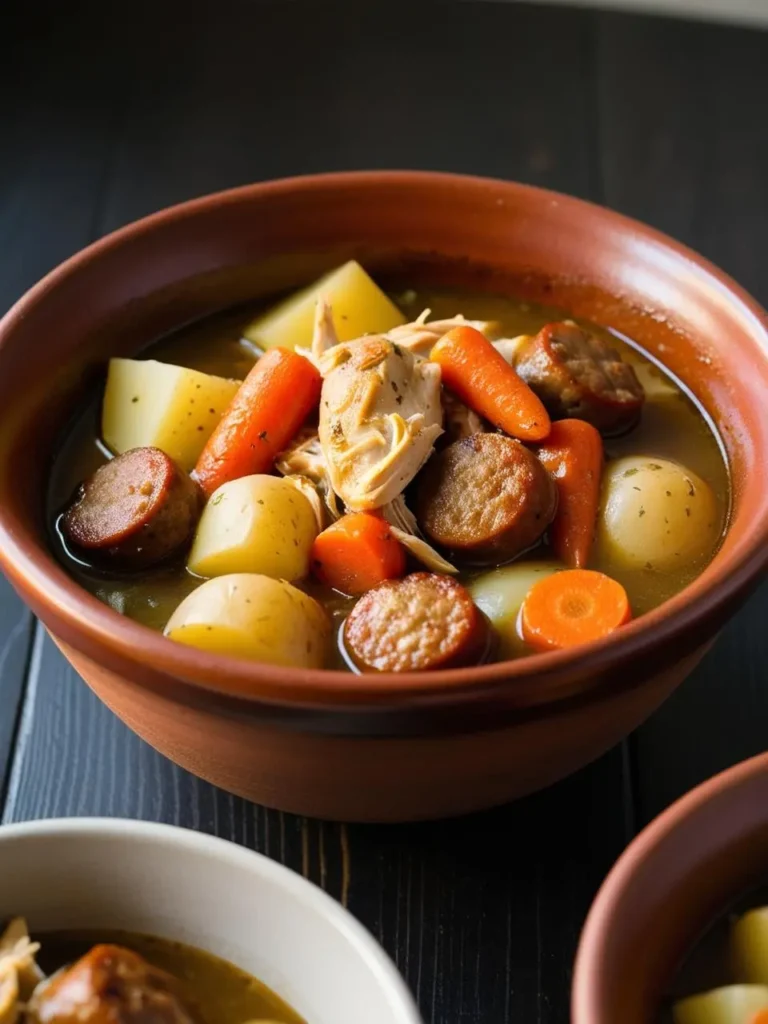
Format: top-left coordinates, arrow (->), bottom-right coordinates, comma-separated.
468,562 -> 561,658
673,984 -> 768,1024
189,475 -> 317,581
732,908 -> 768,984
243,260 -> 405,351
599,456 -> 719,572
102,358 -> 241,471
165,574 -> 330,668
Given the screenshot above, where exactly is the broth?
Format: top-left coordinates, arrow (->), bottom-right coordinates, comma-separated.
48,284 -> 730,669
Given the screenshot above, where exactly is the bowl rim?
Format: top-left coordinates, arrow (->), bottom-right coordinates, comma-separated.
571,750 -> 768,1023
1,169 -> 768,713
0,815 -> 423,1022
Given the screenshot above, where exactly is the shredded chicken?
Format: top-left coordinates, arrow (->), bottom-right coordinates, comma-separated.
0,918 -> 43,1023
275,426 -> 341,525
316,325 -> 443,512
387,311 -> 501,358
381,496 -> 458,574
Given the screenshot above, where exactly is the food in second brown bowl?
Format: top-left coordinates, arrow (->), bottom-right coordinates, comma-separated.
0,917 -> 301,1023
48,260 -> 729,671
659,900 -> 768,1024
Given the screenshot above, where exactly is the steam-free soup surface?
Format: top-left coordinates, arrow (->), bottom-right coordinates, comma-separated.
48,282 -> 729,669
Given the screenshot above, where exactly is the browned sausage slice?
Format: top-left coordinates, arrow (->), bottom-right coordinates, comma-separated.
63,447 -> 200,569
415,433 -> 557,564
27,944 -> 202,1024
514,321 -> 645,435
344,572 -> 489,673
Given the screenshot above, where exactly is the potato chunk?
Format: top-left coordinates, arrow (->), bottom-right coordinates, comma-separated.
242,261 -> 405,351
468,562 -> 561,657
165,574 -> 330,667
673,984 -> 768,1024
102,358 -> 241,471
732,907 -> 768,983
599,456 -> 719,572
189,475 -> 317,581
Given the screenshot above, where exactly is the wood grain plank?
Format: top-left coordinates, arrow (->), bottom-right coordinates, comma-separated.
95,0 -> 599,231
4,633 -> 628,1024
596,11 -> 768,822
0,1 -> 131,796
0,581 -> 34,806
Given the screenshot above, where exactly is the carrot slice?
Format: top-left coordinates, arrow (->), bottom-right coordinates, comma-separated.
750,1012 -> 768,1024
431,325 -> 551,442
535,419 -> 603,568
311,512 -> 406,595
193,347 -> 321,498
520,569 -> 631,652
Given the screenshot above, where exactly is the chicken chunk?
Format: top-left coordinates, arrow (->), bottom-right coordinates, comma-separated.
317,333 -> 443,511
27,945 -> 201,1024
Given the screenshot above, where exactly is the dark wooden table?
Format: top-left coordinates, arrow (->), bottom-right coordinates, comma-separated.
2,2 -> 767,1020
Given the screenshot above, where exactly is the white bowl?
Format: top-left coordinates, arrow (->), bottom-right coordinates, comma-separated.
0,817 -> 422,1024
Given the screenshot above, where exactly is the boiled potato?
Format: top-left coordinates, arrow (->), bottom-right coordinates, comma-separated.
673,985 -> 768,1024
165,574 -> 330,667
102,358 -> 240,471
623,350 -> 679,401
469,562 -> 561,657
242,260 -> 405,350
732,908 -> 768,983
599,456 -> 719,572
189,475 -> 317,581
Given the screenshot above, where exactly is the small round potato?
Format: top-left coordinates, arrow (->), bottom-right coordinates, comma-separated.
165,573 -> 330,668
189,474 -> 318,581
599,456 -> 719,572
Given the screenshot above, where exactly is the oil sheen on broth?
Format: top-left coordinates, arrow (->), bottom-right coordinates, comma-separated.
48,286 -> 730,668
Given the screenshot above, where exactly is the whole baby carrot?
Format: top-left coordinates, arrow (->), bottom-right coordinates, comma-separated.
535,418 -> 603,568
193,348 -> 321,498
430,326 -> 551,442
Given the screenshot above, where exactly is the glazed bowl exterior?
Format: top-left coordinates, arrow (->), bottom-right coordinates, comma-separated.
573,752 -> 768,1024
0,171 -> 767,821
0,817 -> 422,1024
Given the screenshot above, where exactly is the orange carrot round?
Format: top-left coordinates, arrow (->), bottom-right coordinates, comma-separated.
193,347 -> 321,498
431,325 -> 550,442
535,419 -> 603,568
520,569 -> 631,652
311,512 -> 406,595
750,1012 -> 768,1024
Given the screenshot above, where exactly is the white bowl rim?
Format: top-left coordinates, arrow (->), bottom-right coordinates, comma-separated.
0,816 -> 423,1024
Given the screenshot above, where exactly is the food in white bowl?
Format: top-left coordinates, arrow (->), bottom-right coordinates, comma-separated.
0,818 -> 422,1024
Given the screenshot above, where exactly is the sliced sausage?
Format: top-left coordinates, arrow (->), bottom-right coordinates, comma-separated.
27,944 -> 202,1024
63,447 -> 200,569
344,572 -> 489,673
514,321 -> 645,435
415,433 -> 557,564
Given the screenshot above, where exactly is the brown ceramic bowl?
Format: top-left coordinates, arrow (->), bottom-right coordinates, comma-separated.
573,752 -> 768,1023
0,171 -> 767,822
